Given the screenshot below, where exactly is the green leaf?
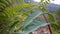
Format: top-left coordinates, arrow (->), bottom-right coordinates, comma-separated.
17,11 -> 42,31
47,13 -> 55,24
23,20 -> 48,33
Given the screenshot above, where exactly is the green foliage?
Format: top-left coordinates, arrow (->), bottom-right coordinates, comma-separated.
54,9 -> 60,29
53,31 -> 59,34
55,9 -> 60,17
0,0 -> 56,34
0,0 -> 12,12
52,9 -> 60,34
47,13 -> 55,24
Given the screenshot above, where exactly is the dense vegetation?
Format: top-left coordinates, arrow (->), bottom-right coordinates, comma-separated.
0,0 -> 60,34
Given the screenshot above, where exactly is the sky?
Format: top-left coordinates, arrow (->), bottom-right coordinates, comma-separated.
51,0 -> 60,5
33,0 -> 60,5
